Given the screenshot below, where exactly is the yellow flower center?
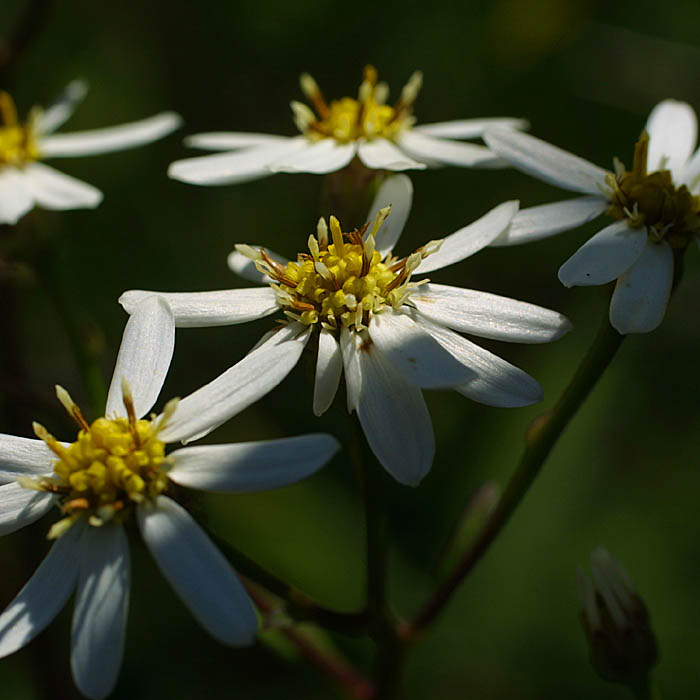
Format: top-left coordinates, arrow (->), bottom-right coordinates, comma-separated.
23,386 -> 172,538
0,92 -> 41,167
606,132 -> 700,248
238,208 -> 440,333
291,65 -> 422,144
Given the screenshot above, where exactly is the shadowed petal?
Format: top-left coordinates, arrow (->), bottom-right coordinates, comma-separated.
185,132 -> 292,150
22,163 -> 102,210
270,139 -> 356,173
168,434 -> 340,492
366,175 -> 413,257
610,240 -> 674,334
357,139 -> 425,170
227,246 -> 288,285
0,520 -> 82,657
119,288 -> 279,327
40,112 -> 181,157
415,201 -> 518,273
491,196 -> 608,247
71,525 -> 130,700
484,128 -> 610,195
38,80 -> 88,135
355,338 -> 434,486
159,324 -> 311,444
138,497 -> 257,646
313,328 -> 343,416
410,283 -> 572,343
0,169 -> 34,224
0,482 -> 55,536
368,309 -> 475,388
398,131 -> 505,168
558,220 -> 646,287
0,435 -> 58,482
106,296 -> 175,419
414,118 -> 528,139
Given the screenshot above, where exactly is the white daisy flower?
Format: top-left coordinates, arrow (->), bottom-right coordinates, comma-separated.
484,99 -> 700,334
0,81 -> 181,224
120,176 -> 571,487
168,65 -> 527,185
0,296 -> 339,700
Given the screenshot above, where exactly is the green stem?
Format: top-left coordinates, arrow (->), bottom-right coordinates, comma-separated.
406,311 -> 625,636
348,417 -> 405,699
629,675 -> 662,700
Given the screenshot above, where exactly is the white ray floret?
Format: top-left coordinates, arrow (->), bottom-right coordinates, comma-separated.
484,98 -> 700,334
120,174 -> 571,486
169,65 -> 526,186
0,81 -> 181,224
0,296 -> 340,699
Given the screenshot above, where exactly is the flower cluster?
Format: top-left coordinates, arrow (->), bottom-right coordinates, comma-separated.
0,66 -> 693,699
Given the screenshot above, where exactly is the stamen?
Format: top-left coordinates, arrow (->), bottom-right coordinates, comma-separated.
33,421 -> 74,463
317,217 -> 329,247
329,216 -> 345,256
299,73 -> 330,119
0,92 -> 18,126
55,385 -> 90,431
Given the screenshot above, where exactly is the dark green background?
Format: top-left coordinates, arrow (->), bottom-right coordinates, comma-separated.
0,0 -> 698,697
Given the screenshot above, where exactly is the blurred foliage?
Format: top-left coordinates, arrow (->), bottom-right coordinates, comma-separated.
0,0 -> 699,698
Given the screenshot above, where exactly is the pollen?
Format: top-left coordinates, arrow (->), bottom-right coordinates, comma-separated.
238,208 -> 440,333
292,65 -> 422,144
26,386 -> 172,538
0,92 -> 41,167
606,131 -> 700,248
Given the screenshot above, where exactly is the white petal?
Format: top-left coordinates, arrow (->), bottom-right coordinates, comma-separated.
227,246 -> 288,285
40,112 -> 181,158
38,80 -> 88,134
0,435 -> 56,482
398,131 -> 504,168
645,99 -> 698,182
415,118 -> 529,139
681,146 -> 700,191
609,240 -> 674,334
0,482 -> 55,536
357,138 -> 425,171
368,309 -> 475,388
138,496 -> 257,646
484,128 -> 610,195
168,138 -> 307,185
355,339 -> 434,486
71,525 -> 129,700
270,139 -> 356,174
340,327 -> 363,413
365,174 -> 413,257
0,169 -> 34,224
558,220 -> 646,287
0,520 -> 82,658
168,434 -> 340,492
415,201 -> 519,274
415,313 -> 542,407
410,283 -> 572,343
22,163 -> 102,210
119,287 -> 278,327
106,296 -> 174,419
160,324 -> 311,444
184,132 -> 291,151
313,329 -> 343,416
491,196 -> 608,247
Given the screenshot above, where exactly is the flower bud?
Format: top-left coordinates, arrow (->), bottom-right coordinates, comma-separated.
577,547 -> 658,690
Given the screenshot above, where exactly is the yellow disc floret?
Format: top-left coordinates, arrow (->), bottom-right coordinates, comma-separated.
0,91 -> 41,167
291,65 -> 422,143
237,208 -> 441,333
606,131 -> 700,248
22,385 -> 173,539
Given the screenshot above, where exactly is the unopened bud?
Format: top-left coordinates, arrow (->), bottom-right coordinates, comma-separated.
577,548 -> 658,690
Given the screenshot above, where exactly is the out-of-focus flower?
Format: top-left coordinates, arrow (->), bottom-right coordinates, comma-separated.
120,176 -> 571,486
485,99 -> 700,334
0,81 -> 181,224
168,66 -> 526,185
0,296 -> 339,700
577,547 -> 658,691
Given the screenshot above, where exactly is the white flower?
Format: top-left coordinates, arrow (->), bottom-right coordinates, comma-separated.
0,81 -> 181,224
0,296 -> 339,700
120,176 -> 571,487
484,99 -> 700,334
168,65 -> 527,185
